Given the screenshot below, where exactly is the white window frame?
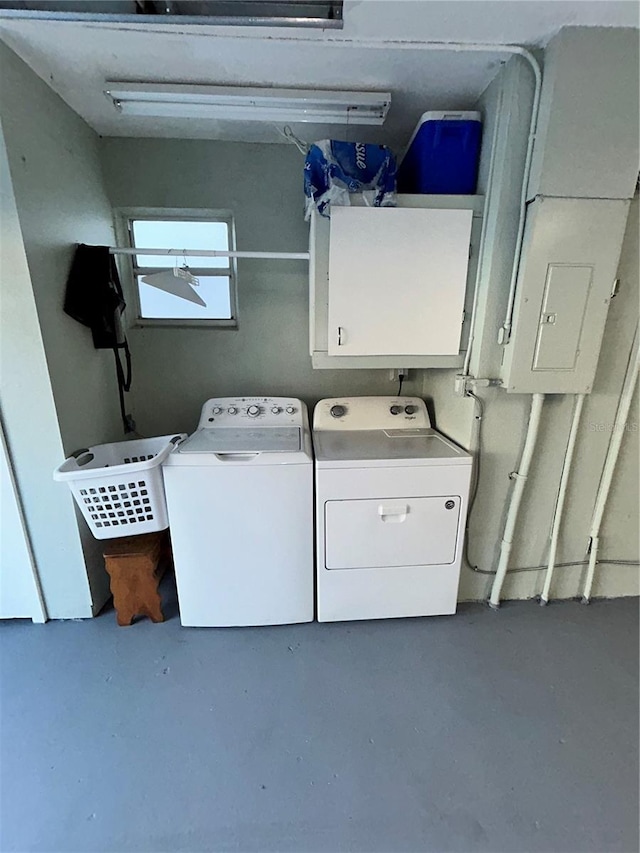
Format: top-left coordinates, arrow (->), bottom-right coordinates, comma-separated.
114,207 -> 239,328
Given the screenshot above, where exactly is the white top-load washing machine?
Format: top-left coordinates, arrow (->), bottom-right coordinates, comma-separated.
313,396 -> 472,622
163,397 -> 314,627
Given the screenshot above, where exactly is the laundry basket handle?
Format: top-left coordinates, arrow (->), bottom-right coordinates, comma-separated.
70,448 -> 94,466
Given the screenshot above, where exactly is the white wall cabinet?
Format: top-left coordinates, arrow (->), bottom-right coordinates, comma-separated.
309,195 -> 483,369
327,207 -> 473,356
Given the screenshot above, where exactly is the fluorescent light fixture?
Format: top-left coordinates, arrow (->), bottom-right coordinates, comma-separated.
104,83 -> 391,125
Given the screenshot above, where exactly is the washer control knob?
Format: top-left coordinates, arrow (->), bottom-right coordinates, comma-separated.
271,407 -> 282,415
212,406 -> 223,415
330,405 -> 346,418
390,405 -> 403,415
404,405 -> 417,414
247,405 -> 260,417
227,406 -> 237,415
285,406 -> 296,414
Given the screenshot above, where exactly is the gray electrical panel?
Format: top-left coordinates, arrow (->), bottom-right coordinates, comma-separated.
501,196 -> 630,394
527,27 -> 639,202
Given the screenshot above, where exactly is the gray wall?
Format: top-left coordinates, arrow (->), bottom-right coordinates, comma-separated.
0,43 -> 121,615
100,139 -> 419,437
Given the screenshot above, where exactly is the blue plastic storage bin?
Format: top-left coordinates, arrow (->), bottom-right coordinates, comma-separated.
398,111 -> 482,195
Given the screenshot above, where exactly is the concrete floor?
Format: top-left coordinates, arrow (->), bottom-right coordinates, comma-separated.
0,584 -> 638,853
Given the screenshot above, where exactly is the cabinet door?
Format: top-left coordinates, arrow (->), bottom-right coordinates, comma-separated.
327,206 -> 472,356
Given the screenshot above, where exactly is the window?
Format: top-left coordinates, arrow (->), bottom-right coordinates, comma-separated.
119,209 -> 237,327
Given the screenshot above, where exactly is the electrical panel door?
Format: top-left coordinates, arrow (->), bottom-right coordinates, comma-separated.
501,197 -> 630,394
532,264 -> 593,371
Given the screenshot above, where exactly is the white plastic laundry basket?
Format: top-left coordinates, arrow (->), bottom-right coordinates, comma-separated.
54,434 -> 185,540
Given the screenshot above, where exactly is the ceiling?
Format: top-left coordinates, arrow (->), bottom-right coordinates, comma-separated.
0,0 -> 637,150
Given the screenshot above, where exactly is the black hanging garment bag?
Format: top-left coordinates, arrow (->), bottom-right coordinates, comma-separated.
64,244 -> 133,432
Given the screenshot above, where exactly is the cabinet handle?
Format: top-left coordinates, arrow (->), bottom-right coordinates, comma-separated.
337,326 -> 344,346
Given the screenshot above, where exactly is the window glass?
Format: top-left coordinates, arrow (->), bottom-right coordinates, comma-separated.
131,219 -> 229,268
128,216 -> 235,322
136,275 -> 232,320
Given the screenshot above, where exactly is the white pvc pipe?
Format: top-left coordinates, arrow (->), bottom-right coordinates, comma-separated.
540,394 -> 585,605
498,61 -> 542,345
461,83 -> 503,377
83,31 -> 545,76
584,537 -> 600,606
489,393 -> 545,608
582,325 -> 639,603
109,247 -> 310,260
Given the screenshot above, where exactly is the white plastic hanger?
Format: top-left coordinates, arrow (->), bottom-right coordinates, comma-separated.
141,254 -> 206,307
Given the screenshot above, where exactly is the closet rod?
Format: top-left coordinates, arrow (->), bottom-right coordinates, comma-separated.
109,247 -> 310,261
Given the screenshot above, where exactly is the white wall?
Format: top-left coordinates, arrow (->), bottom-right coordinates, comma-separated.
0,120 -> 93,619
100,139 -> 418,436
0,42 -> 122,615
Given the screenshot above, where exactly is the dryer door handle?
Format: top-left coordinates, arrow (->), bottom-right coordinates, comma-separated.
214,452 -> 260,461
378,504 -> 409,523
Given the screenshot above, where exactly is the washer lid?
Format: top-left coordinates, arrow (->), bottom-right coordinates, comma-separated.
313,428 -> 471,466
178,426 -> 301,453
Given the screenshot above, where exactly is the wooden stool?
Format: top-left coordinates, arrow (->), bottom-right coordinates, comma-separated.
103,531 -> 168,626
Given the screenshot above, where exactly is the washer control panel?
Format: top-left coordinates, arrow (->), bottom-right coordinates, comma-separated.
198,397 -> 305,428
314,396 -> 431,431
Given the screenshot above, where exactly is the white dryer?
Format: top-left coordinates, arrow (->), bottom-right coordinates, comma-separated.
163,397 -> 314,627
313,396 -> 472,622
